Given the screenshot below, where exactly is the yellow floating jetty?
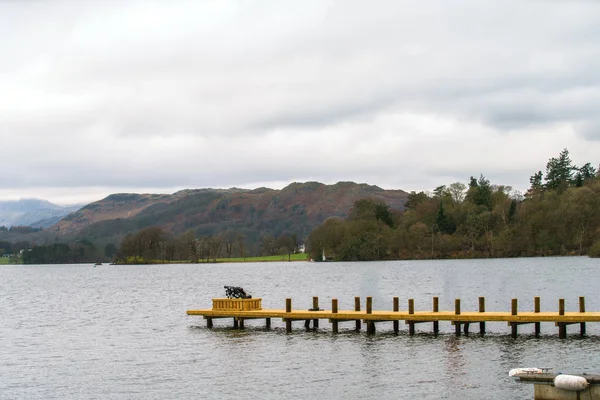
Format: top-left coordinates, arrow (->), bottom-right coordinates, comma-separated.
187,296 -> 596,338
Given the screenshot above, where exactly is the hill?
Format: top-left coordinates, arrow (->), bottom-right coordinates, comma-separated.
0,199 -> 83,228
49,181 -> 408,252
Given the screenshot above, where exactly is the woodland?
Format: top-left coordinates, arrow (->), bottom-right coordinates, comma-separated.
307,149 -> 600,261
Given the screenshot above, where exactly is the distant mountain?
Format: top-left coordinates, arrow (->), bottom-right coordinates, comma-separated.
0,199 -> 83,228
51,182 -> 408,251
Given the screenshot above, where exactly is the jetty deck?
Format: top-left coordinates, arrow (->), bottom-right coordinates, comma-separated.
187,309 -> 600,323
187,296 -> 596,338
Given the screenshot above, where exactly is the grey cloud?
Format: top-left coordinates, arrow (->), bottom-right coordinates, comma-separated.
2,0 -> 600,202
5,0 -> 600,135
578,118 -> 600,141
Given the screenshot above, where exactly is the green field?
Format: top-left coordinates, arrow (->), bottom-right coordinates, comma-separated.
217,253 -> 310,263
118,253 -> 311,265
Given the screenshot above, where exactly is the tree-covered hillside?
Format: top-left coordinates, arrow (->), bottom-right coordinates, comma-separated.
307,149 -> 600,261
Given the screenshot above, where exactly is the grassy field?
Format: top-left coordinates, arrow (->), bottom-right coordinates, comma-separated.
119,253 -> 311,264
217,253 -> 310,263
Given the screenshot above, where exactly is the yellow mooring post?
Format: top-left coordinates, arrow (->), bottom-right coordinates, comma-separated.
559,298 -> 566,339
479,296 -> 486,336
393,297 -> 399,334
408,298 -> 415,335
286,298 -> 292,333
366,297 -> 375,334
355,297 -> 361,332
313,296 -> 320,329
454,299 -> 461,336
534,296 -> 541,336
511,298 -> 518,338
433,296 -> 439,334
580,296 -> 586,337
332,298 -> 338,333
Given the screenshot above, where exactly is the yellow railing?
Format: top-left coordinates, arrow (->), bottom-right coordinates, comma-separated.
212,298 -> 262,311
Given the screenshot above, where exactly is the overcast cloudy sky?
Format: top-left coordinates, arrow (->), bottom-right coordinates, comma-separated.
2,0 -> 599,204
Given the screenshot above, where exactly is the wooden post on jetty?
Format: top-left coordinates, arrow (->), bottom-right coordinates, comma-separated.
332,299 -> 339,333
534,296 -> 541,336
558,298 -> 566,339
206,317 -> 213,329
355,297 -> 361,332
555,297 -> 587,338
305,297 -> 318,330
479,297 -> 486,336
313,296 -> 320,329
510,298 -> 518,338
393,297 -> 399,334
408,298 -> 415,335
580,296 -> 586,337
233,318 -> 239,329
265,317 -> 271,329
455,299 -> 461,336
433,297 -> 439,334
286,298 -> 292,333
366,297 -> 375,334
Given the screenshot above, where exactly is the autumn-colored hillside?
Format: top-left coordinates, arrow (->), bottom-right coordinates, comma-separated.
52,182 -> 407,252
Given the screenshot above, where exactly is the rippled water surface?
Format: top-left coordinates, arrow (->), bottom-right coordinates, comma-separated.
1,257 -> 599,399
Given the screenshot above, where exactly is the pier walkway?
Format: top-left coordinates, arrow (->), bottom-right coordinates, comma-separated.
187,296 -> 597,338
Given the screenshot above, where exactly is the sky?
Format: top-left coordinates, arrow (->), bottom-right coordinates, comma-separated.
1,0 -> 600,205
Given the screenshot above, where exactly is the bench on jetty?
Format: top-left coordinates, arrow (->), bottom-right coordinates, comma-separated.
186,296 -> 598,338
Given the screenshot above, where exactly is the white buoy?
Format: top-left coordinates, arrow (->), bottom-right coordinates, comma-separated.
509,367 -> 543,377
553,375 -> 589,392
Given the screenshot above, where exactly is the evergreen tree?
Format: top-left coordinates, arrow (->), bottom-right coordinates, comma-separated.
530,171 -> 543,190
508,199 -> 517,222
469,176 -> 478,189
435,202 -> 455,234
545,148 -> 574,190
467,174 -> 493,210
574,172 -> 584,187
579,163 -> 597,181
526,171 -> 544,198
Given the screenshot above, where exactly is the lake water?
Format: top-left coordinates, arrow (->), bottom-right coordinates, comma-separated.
1,257 -> 599,399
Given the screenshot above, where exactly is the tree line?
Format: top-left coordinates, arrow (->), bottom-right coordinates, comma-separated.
0,226 -> 42,234
17,229 -> 300,264
20,240 -> 115,264
307,149 -> 600,261
113,228 -> 300,264
0,240 -> 31,256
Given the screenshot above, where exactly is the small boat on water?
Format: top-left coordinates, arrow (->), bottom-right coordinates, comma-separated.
94,262 -> 102,266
